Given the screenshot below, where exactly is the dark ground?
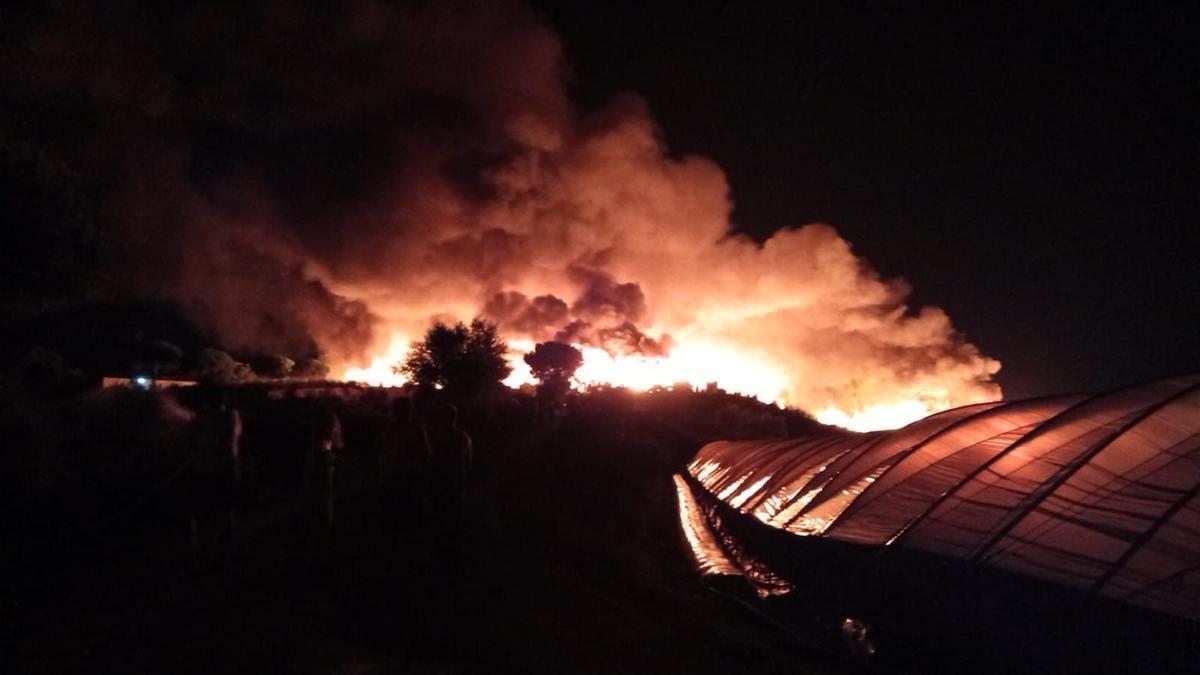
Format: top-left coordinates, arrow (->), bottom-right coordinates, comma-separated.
3,388 -> 857,674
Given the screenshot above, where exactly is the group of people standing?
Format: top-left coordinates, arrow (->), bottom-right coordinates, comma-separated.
183,388 -> 474,575
389,398 -> 474,573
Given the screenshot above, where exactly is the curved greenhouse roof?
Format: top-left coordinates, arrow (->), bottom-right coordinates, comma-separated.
685,375 -> 1200,620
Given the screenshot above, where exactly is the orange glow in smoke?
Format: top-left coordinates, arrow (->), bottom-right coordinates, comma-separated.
814,400 -> 937,432
342,335 -> 940,431
342,336 -> 411,388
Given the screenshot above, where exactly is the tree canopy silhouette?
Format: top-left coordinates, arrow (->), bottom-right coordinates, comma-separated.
197,348 -> 253,384
134,338 -> 183,378
397,319 -> 511,393
291,357 -> 330,380
524,341 -> 583,387
253,355 -> 295,379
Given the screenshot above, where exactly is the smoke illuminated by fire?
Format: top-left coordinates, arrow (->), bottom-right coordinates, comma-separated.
301,2 -> 1002,431
5,1 -> 1002,431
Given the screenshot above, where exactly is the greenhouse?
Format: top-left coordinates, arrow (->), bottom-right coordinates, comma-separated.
678,375 -> 1200,622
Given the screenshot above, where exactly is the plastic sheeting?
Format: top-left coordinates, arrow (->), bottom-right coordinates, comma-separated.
685,375 -> 1200,620
828,395 -> 1085,545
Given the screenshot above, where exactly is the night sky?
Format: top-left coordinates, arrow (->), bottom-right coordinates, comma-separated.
535,2 -> 1199,399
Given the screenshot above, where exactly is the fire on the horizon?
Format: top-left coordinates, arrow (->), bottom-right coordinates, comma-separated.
344,337 -> 787,402
6,1 -> 1003,432
343,330 -> 977,432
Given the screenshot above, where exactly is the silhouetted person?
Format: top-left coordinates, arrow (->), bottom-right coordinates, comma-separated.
358,390 -> 390,493
841,617 -> 877,664
423,404 -> 471,575
187,387 -> 242,568
386,397 -> 427,537
300,399 -> 343,544
391,396 -> 423,461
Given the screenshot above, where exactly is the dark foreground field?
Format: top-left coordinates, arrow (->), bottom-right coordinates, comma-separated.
3,388 -> 857,674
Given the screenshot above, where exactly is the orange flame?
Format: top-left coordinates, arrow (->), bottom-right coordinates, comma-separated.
341,334 -> 944,431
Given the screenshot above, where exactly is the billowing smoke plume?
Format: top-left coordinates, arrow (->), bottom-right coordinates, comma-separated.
0,0 -> 1000,416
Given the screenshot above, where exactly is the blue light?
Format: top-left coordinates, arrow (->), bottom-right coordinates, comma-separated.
135,376 -> 150,387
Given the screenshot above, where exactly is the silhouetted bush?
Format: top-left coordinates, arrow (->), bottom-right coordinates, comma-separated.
253,354 -> 295,378
197,348 -> 253,384
712,401 -> 788,439
524,341 -> 583,413
524,341 -> 583,384
291,357 -> 330,379
397,319 -> 511,396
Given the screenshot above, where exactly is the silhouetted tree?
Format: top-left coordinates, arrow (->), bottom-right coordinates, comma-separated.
253,354 -> 295,379
197,348 -> 253,384
397,319 -> 511,396
713,402 -> 788,439
291,357 -> 330,380
523,341 -> 583,385
135,338 -> 183,378
524,341 -> 583,420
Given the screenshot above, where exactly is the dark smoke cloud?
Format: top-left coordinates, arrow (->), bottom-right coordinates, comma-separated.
555,320 -> 672,357
567,266 -> 647,325
481,291 -> 568,340
482,271 -> 670,356
0,0 -> 567,359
